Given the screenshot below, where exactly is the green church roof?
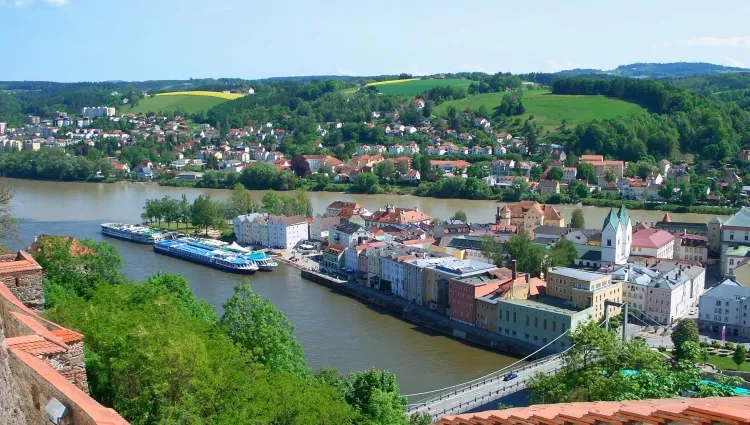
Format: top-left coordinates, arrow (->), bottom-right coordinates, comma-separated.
603,208 -> 620,231
618,205 -> 630,225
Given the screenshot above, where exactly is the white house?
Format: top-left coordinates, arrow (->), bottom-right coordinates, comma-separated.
268,215 -> 309,249
328,220 -> 373,249
233,213 -> 268,245
309,216 -> 343,241
698,279 -> 750,338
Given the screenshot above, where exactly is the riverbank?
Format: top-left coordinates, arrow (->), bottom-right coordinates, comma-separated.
300,269 -> 549,359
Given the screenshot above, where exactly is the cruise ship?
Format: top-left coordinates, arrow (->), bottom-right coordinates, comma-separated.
182,238 -> 278,271
101,223 -> 176,244
153,238 -> 259,274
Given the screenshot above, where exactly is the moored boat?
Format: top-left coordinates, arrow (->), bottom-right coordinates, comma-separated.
101,223 -> 176,244
154,238 -> 259,274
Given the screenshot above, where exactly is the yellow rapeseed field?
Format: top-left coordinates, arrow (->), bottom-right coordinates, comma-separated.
365,78 -> 419,87
155,91 -> 245,100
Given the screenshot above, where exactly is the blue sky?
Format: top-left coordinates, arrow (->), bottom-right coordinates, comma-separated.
1,0 -> 748,82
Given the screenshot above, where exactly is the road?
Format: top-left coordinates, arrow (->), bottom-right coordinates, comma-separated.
407,355 -> 564,420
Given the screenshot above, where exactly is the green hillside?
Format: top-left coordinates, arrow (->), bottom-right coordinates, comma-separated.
435,89 -> 647,130
368,78 -> 472,96
120,94 -> 232,114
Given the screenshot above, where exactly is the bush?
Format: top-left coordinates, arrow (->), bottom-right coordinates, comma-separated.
699,341 -> 709,348
725,342 -> 735,350
719,353 -> 729,357
658,346 -> 666,352
711,340 -> 721,349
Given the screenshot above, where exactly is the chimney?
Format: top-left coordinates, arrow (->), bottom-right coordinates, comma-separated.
512,259 -> 517,280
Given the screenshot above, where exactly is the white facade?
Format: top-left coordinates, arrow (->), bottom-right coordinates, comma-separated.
674,241 -> 708,263
233,214 -> 267,245
82,106 -> 116,118
601,207 -> 631,265
699,280 -> 750,336
268,216 -> 309,250
381,256 -> 410,299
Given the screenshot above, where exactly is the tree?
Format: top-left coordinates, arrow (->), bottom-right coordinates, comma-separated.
351,172 -> 380,194
161,196 -> 180,228
504,233 -> 547,276
672,318 -> 700,360
530,165 -> 543,181
547,167 -> 564,181
659,180 -> 675,201
571,208 -> 585,229
733,344 -> 747,370
374,160 -> 396,185
0,184 -> 17,247
451,210 -> 468,222
546,238 -> 578,268
290,156 -> 312,178
346,368 -> 407,425
178,194 -> 191,228
576,163 -> 597,184
227,183 -> 257,218
190,194 -> 219,236
603,170 -> 616,183
221,280 -> 308,377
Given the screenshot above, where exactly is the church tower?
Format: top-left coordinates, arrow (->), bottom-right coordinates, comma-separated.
618,205 -> 632,262
601,208 -> 622,265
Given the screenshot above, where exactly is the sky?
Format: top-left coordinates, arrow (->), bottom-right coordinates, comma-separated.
1,0 -> 749,82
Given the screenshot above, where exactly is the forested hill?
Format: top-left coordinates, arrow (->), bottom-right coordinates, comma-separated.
547,77 -> 750,162
557,62 -> 750,79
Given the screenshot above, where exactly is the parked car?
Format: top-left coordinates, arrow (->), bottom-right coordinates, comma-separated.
503,372 -> 517,381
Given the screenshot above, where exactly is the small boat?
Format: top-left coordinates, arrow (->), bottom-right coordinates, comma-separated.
101,223 -> 176,244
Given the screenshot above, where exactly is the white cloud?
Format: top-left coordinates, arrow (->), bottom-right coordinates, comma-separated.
724,56 -> 746,67
43,0 -> 68,5
666,36 -> 750,48
13,0 -> 34,7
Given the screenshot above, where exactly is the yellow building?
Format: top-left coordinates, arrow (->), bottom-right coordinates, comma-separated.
547,267 -> 622,320
495,201 -> 564,238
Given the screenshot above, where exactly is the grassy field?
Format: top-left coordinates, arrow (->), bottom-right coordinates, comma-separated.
435,89 -> 647,130
706,353 -> 750,371
121,91 -> 243,114
365,78 -> 472,96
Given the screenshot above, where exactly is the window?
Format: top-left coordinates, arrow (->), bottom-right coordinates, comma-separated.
543,319 -> 547,330
553,321 -> 557,332
526,315 -> 530,326
525,333 -> 530,339
535,317 -> 539,328
513,312 -> 517,323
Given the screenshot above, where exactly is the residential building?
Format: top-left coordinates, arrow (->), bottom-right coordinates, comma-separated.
674,232 -> 709,263
309,216 -> 343,241
329,220 -> 373,248
494,201 -> 564,238
325,201 -> 368,218
720,207 -> 750,274
233,213 -> 268,245
579,154 -> 624,179
698,279 -> 750,338
0,122 -> 6,134
366,205 -> 432,229
135,166 -> 154,180
562,167 -> 577,182
496,297 -> 594,350
546,267 -> 622,320
25,115 -> 40,125
731,260 -> 750,287
724,245 -> 750,276
82,106 -> 116,117
176,171 -> 203,180
449,273 -> 508,325
538,180 -> 560,195
380,246 -> 425,298
322,243 -> 346,272
303,154 -> 343,172
613,261 -> 705,325
630,227 -> 675,259
268,215 -> 309,249
654,213 -> 709,237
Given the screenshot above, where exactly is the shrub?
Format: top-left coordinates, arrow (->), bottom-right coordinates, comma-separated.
719,353 -> 729,357
711,340 -> 721,349
699,341 -> 709,348
725,342 -> 735,350
658,346 -> 666,352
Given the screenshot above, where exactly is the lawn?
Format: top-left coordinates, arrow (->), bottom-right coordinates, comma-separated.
366,78 -> 472,96
121,91 -> 243,114
706,353 -> 750,371
435,89 -> 647,130
149,222 -> 201,234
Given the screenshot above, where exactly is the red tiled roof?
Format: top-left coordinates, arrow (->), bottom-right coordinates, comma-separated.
6,334 -> 67,355
632,228 -> 675,249
437,397 -> 750,425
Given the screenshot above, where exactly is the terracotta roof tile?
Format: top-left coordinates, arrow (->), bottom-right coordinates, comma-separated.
437,397 -> 750,425
50,328 -> 84,343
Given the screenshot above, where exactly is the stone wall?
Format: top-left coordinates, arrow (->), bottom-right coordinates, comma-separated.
0,319 -> 29,425
3,269 -> 44,312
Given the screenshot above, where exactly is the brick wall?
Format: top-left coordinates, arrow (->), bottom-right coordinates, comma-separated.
0,251 -> 129,425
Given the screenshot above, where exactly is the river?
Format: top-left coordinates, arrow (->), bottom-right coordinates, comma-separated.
1,178 -> 730,394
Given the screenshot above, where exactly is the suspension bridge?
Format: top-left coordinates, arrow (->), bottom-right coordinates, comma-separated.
403,302 -> 666,420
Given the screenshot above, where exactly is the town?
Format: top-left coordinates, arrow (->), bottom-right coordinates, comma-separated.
225,197 -> 750,351
0,92 -> 747,213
